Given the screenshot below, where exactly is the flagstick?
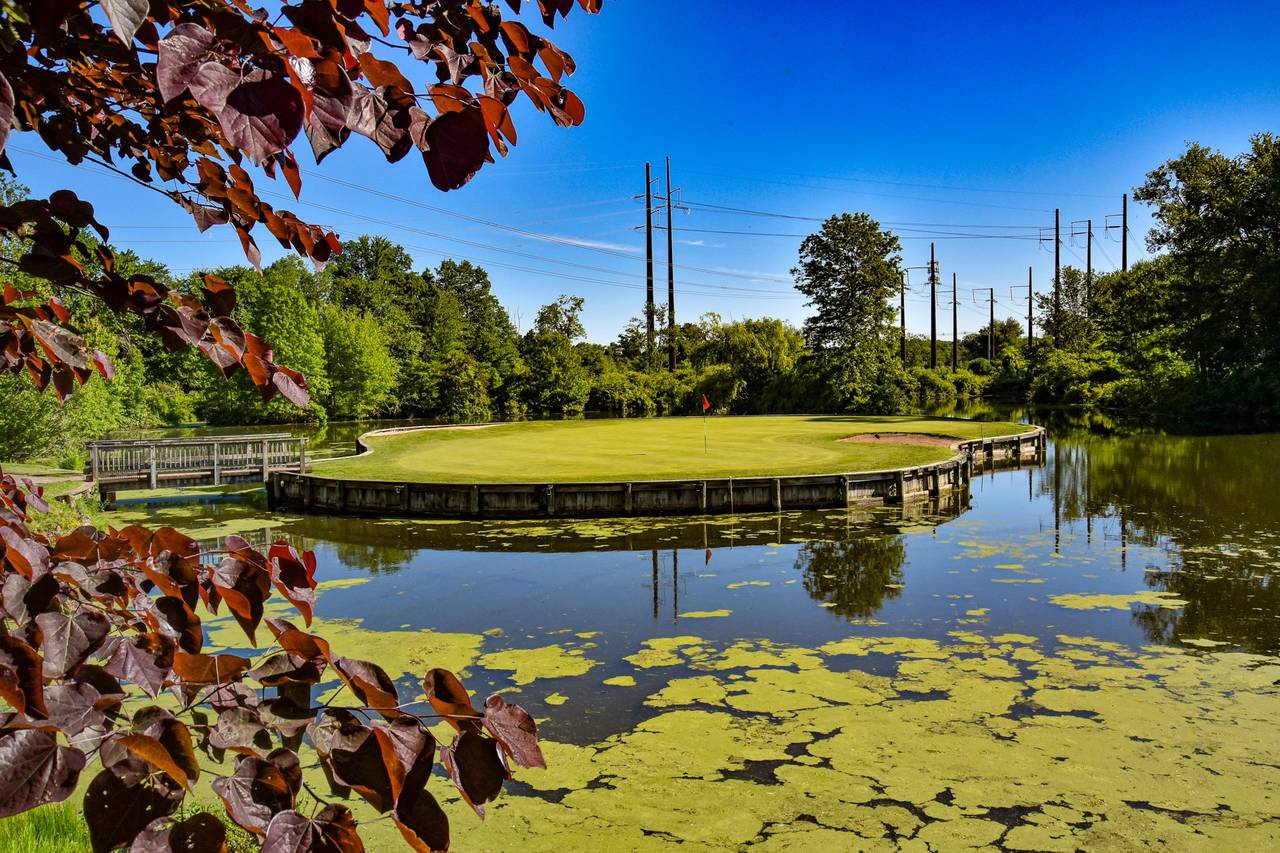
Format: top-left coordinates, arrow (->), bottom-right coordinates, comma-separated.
703,410 -> 708,455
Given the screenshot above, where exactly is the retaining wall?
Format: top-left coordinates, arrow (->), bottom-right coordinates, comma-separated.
269,426 -> 1045,520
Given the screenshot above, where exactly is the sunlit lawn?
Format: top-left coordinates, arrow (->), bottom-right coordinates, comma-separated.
0,804 -> 89,853
319,414 -> 1026,483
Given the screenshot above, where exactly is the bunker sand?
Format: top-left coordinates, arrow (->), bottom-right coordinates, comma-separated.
839,432 -> 959,448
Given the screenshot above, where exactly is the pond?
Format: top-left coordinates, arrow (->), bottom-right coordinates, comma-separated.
111,409 -> 1280,850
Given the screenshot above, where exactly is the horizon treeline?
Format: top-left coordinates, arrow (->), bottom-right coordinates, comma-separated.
2,134 -> 1276,464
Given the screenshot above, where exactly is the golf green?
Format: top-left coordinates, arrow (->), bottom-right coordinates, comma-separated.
317,415 -> 1027,484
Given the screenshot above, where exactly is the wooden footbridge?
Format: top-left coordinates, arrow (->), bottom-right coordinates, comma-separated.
87,434 -> 307,498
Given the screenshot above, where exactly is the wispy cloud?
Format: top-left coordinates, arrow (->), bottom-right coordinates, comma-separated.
709,266 -> 793,283
677,238 -> 705,247
528,233 -> 641,253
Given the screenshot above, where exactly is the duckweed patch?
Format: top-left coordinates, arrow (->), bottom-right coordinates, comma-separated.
477,644 -> 603,686
1049,591 -> 1190,611
340,630 -> 1280,851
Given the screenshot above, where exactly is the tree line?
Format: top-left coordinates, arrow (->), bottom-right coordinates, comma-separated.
783,134 -> 1280,423
0,196 -> 821,463
5,134 -> 1276,467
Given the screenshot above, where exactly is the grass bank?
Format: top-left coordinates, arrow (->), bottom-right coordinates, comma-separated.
0,804 -> 89,853
319,415 -> 1027,484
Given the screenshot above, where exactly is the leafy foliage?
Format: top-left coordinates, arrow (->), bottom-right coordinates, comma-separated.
0,0 -> 602,413
1016,135 -> 1280,417
0,472 -> 547,851
318,304 -> 399,420
1,1 -> 608,849
792,214 -> 912,413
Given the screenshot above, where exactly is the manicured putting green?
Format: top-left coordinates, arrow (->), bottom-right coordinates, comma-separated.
318,415 -> 1027,484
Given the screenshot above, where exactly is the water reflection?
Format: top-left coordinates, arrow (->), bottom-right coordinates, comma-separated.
209,494 -> 968,556
796,537 -> 907,618
1043,416 -> 1280,652
118,409 -> 1280,655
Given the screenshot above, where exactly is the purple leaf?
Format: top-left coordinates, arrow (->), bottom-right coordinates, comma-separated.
156,23 -> 216,104
0,729 -> 86,818
220,73 -> 305,166
102,0 -> 150,45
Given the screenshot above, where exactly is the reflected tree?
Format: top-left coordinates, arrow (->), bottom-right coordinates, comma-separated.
1136,562 -> 1280,653
1043,416 -> 1280,653
329,540 -> 415,577
795,535 -> 907,618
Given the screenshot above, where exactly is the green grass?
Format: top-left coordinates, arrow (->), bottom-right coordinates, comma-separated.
319,415 -> 1028,484
0,802 -> 257,853
25,480 -> 101,535
0,461 -> 81,476
0,803 -> 90,853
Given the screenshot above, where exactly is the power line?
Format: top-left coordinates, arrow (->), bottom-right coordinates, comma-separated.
11,145 -> 801,297
653,224 -> 1041,240
304,168 -> 794,284
680,167 -> 1060,212
679,160 -> 1116,200
103,233 -> 802,302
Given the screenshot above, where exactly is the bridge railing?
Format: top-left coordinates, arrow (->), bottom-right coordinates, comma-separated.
87,435 -> 307,490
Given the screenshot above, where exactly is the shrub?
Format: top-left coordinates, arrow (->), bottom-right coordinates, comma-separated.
949,369 -> 990,398
966,357 -> 994,376
911,367 -> 958,406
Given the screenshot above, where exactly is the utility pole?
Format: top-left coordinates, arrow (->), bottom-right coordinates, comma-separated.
1053,208 -> 1061,332
973,288 -> 994,360
664,156 -> 676,371
1122,193 -> 1128,271
644,162 -> 655,364
951,272 -> 959,371
1086,217 -> 1092,311
900,264 -> 931,364
1072,217 -> 1093,314
988,289 -> 994,361
1106,193 -> 1130,273
900,272 -> 907,363
929,242 -> 938,370
1026,266 -> 1033,349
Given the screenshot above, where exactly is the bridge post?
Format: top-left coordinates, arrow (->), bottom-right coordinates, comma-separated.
298,438 -> 307,474
261,439 -> 270,483
212,442 -> 221,485
148,445 -> 157,489
90,444 -> 99,481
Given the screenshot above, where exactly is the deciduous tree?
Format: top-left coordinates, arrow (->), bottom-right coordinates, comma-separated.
0,1 -> 605,849
792,213 -> 910,413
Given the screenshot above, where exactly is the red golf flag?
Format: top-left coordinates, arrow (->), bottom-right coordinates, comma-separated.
702,394 -> 711,412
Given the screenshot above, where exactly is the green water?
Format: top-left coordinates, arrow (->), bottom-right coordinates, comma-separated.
107,409 -> 1280,850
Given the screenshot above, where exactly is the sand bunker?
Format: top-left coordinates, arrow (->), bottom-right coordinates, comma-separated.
839,432 -> 959,448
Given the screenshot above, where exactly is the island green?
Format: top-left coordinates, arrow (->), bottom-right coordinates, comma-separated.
318,415 -> 1026,483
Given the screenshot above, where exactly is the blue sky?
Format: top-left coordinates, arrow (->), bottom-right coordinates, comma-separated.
9,0 -> 1279,341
